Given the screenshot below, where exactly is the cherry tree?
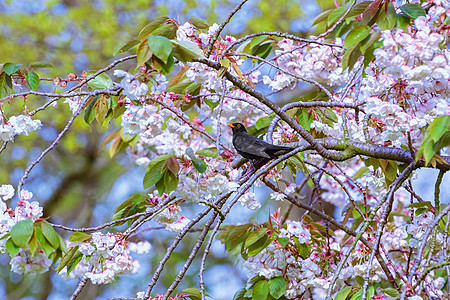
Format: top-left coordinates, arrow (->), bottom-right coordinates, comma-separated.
0,0 -> 449,299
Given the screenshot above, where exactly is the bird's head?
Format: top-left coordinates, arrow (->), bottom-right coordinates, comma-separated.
227,122 -> 247,134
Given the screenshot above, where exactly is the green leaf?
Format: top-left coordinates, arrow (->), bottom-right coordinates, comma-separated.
244,227 -> 268,248
289,155 -> 308,175
143,154 -> 173,189
87,72 -> 113,89
193,157 -> 207,173
277,236 -> 290,248
56,246 -> 77,273
247,235 -> 271,257
397,13 -> 411,29
114,38 -> 140,55
349,288 -> 362,300
58,234 -> 68,254
155,177 -> 165,195
251,43 -> 272,60
407,201 -> 432,209
56,246 -> 83,276
327,6 -> 348,26
3,63 -> 21,75
367,286 -> 375,300
268,277 -> 286,299
148,35 -> 173,64
35,225 -> 54,257
233,287 -> 247,300
255,116 -> 272,130
429,115 -> 450,143
297,109 -> 313,131
297,242 -> 309,259
342,45 -> 362,71
345,25 -> 371,49
171,40 -> 204,64
219,58 -> 230,68
138,16 -> 169,40
354,166 -> 369,179
181,288 -> 206,300
84,96 -> 97,124
335,286 -> 352,300
25,70 -> 40,90
400,3 -> 426,19
40,221 -> 60,248
0,71 -> 14,98
360,32 -> 381,54
382,287 -> 400,298
250,35 -> 269,49
376,3 -> 397,30
415,207 -> 429,216
10,219 -> 34,248
253,280 -> 269,300
67,251 -> 83,275
196,148 -> 221,159
153,54 -> 175,75
203,98 -> 219,110
186,147 -> 207,173
69,232 -> 92,242
28,233 -> 39,256
29,61 -> 53,68
137,40 -> 152,66
150,22 -> 177,39
95,95 -> 109,125
6,238 -> 20,257
345,1 -> 371,19
163,170 -> 179,193
189,16 -> 209,31
170,78 -> 201,96
312,9 -> 332,26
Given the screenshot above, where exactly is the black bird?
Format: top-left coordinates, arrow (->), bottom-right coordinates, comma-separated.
227,122 -> 294,172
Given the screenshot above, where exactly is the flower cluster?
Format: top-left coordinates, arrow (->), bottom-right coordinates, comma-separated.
243,218 -> 322,298
0,185 -> 51,273
114,70 -> 149,101
0,114 -> 42,142
153,201 -> 191,233
67,232 -> 142,284
359,15 -> 450,148
262,38 -> 349,90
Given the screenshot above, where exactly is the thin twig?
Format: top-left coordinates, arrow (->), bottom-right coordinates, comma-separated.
315,2 -> 356,40
50,196 -> 175,233
194,57 -> 350,162
69,272 -> 90,300
163,212 -> 219,299
221,31 -> 342,59
402,199 -> 450,299
266,101 -> 365,143
232,52 -> 334,100
361,163 -> 414,298
0,141 -> 7,154
29,55 -> 137,116
17,86 -> 121,195
205,0 -> 249,58
149,95 -> 235,155
263,178 -> 397,287
327,162 -> 414,299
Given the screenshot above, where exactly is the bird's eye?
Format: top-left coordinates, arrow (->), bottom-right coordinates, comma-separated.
237,124 -> 241,127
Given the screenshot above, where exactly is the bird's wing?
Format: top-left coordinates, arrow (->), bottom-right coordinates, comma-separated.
234,133 -> 272,159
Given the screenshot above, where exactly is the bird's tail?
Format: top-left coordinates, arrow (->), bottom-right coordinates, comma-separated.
266,145 -> 294,159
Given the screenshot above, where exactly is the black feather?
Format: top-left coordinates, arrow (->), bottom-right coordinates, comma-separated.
228,122 -> 294,161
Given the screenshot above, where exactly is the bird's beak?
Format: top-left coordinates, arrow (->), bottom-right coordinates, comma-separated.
227,124 -> 235,128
